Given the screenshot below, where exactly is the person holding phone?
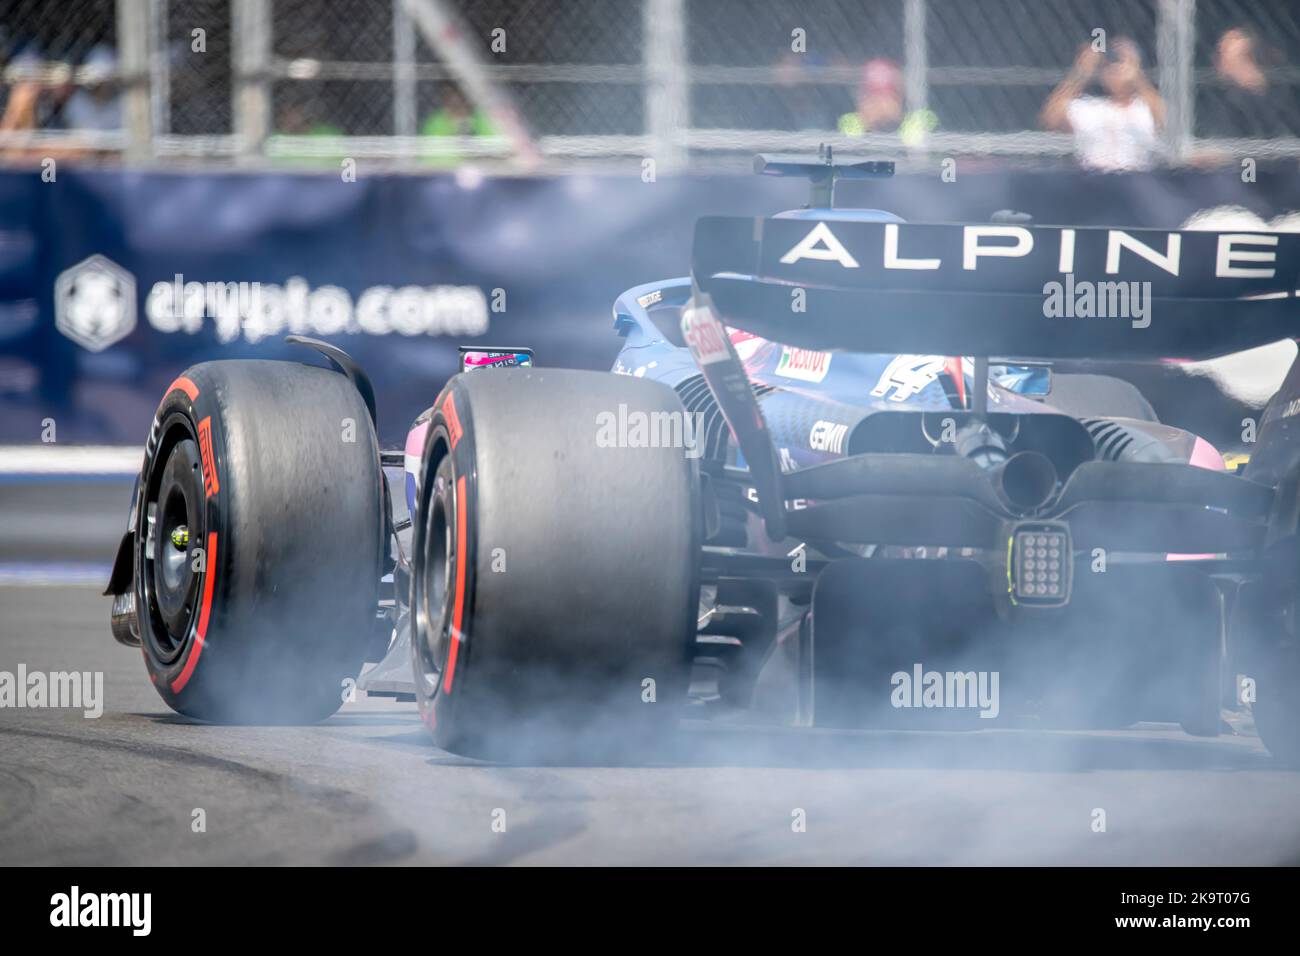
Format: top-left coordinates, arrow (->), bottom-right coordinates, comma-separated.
1041,38 -> 1166,172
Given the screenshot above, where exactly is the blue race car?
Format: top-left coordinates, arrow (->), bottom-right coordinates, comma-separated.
107,153 -> 1300,762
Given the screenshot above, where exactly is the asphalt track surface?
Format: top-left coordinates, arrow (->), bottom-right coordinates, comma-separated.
3,480 -> 1300,865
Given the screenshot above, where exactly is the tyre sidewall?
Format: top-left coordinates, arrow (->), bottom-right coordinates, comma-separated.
411,408 -> 476,751
137,373 -> 231,716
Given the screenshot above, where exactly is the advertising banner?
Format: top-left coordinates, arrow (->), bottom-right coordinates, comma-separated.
2,165 -> 1298,446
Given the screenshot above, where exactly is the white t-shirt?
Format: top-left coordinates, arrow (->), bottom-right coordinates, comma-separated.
1065,96 -> 1159,171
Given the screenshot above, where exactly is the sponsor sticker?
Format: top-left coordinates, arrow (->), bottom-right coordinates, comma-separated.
681,305 -> 732,366
775,346 -> 831,383
442,392 -> 463,448
809,419 -> 849,454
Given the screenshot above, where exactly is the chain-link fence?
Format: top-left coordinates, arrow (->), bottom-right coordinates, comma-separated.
2,0 -> 1299,169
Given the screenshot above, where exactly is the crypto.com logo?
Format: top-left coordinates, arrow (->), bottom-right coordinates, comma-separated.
54,254 -> 137,352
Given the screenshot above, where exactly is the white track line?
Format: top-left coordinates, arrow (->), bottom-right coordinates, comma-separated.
0,563 -> 112,586
0,446 -> 141,476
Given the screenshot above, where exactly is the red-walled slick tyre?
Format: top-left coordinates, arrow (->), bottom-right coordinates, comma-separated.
134,361 -> 384,723
410,368 -> 701,758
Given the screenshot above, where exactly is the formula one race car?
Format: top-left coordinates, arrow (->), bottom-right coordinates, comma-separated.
106,153 -> 1300,762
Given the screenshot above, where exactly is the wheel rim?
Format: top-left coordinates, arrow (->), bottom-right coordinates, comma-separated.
141,431 -> 206,663
414,468 -> 454,695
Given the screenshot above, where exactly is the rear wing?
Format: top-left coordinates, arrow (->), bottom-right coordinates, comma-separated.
691,217 -> 1300,359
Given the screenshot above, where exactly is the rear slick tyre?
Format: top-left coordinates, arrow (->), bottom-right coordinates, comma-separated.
410,368 -> 701,759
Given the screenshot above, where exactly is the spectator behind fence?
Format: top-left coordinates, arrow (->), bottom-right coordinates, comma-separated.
1200,27 -> 1288,139
272,97 -> 344,167
1041,39 -> 1165,172
0,45 -> 44,135
0,43 -> 90,164
838,57 -> 938,146
422,87 -> 495,139
60,45 -> 121,132
420,87 -> 496,167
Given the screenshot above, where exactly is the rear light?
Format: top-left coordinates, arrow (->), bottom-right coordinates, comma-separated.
1008,521 -> 1072,607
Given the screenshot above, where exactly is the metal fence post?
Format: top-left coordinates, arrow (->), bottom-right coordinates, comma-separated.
903,0 -> 928,117
644,0 -> 688,170
393,0 -> 417,138
1157,0 -> 1196,161
232,0 -> 272,161
117,0 -> 153,162
147,0 -> 170,140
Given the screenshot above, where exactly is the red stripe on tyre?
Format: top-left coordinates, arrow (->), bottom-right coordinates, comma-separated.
170,531 -> 217,694
166,375 -> 200,402
442,475 -> 468,694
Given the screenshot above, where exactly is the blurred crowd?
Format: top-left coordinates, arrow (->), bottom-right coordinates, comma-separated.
0,30 -> 500,163
0,21 -> 1294,172
784,25 -> 1293,172
0,41 -> 123,159
1040,27 -> 1294,170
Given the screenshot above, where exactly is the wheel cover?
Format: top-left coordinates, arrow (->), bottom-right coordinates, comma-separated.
141,430 -> 207,664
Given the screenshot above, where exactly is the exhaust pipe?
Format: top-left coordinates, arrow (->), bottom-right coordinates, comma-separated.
995,451 -> 1058,512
